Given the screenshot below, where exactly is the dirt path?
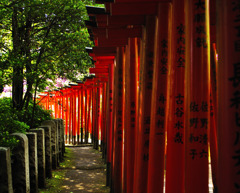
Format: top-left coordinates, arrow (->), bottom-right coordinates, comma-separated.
60,146 -> 110,193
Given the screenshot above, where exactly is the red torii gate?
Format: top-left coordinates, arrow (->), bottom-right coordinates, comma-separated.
84,0 -> 237,193
37,0 -> 240,193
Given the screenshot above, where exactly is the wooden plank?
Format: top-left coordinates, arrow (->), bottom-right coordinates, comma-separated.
107,26 -> 142,38
97,37 -> 128,47
96,15 -> 108,27
110,3 -> 158,16
107,15 -> 145,26
96,15 -> 145,27
115,0 -> 171,2
95,0 -> 113,3
89,68 -> 109,74
86,5 -> 106,15
91,26 -> 142,39
91,47 -> 116,56
94,56 -> 115,60
96,0 -> 170,2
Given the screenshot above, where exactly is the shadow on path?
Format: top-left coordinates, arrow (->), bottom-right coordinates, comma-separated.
60,146 -> 110,193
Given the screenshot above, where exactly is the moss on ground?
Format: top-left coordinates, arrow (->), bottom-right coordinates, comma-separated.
39,147 -> 75,193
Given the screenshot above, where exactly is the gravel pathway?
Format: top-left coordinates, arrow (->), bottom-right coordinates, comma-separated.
60,146 -> 110,193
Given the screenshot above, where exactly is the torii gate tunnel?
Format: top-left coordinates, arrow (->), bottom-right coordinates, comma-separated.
38,0 -> 240,193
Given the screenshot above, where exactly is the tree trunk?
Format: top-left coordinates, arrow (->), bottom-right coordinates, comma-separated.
12,6 -> 24,110
23,9 -> 33,111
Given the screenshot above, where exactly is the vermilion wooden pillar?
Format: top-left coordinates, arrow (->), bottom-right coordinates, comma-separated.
84,87 -> 88,143
123,40 -> 130,193
107,61 -> 114,187
59,94 -> 62,118
61,91 -> 65,120
93,84 -> 100,149
99,85 -> 103,150
210,43 -> 218,193
69,90 -> 73,144
133,16 -> 156,193
98,84 -> 102,148
55,94 -> 58,118
46,93 -> 50,110
209,1 -> 218,190
56,94 -> 61,118
40,95 -> 46,110
96,83 -> 100,149
71,88 -> 76,143
92,85 -> 96,145
185,0 -> 210,193
148,3 -> 171,193
54,92 -> 58,118
72,89 -> 76,144
56,94 -> 60,118
94,84 -> 99,148
85,87 -> 89,144
77,88 -> 81,144
81,87 -> 84,144
48,93 -> 53,113
60,94 -> 63,118
112,47 -> 124,193
124,38 -> 138,193
70,90 -> 73,143
59,94 -> 63,118
65,91 -> 69,144
104,79 -> 110,162
165,0 -> 185,192
104,81 -> 108,159
70,89 -> 74,144
71,90 -> 74,144
87,87 -> 93,144
122,49 -> 127,193
88,85 -> 93,144
217,0 -> 240,192
60,93 -> 63,118
101,82 -> 107,159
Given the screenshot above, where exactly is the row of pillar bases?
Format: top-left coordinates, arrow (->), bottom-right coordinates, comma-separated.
38,0 -> 240,193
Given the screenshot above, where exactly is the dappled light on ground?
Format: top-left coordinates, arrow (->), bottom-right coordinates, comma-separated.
60,146 -> 110,193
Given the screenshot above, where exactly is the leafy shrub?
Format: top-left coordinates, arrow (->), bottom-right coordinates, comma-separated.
16,99 -> 53,128
0,98 -> 29,149
0,97 -> 52,149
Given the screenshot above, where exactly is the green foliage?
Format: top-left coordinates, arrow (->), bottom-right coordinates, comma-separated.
0,98 -> 29,133
16,100 -> 53,128
0,0 -> 101,110
0,0 -> 103,146
0,97 -> 52,148
0,98 -> 29,149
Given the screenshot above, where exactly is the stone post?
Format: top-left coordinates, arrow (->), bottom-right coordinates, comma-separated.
58,118 -> 65,158
26,133 -> 38,193
0,147 -> 13,193
53,119 -> 60,166
62,119 -> 65,155
41,120 -> 57,169
39,125 -> 52,178
56,119 -> 62,161
11,133 -> 30,193
30,129 -> 46,188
